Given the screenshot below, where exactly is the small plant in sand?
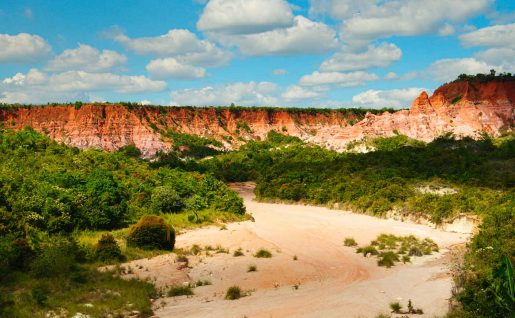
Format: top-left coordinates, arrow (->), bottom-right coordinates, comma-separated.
344,237 -> 358,247
225,286 -> 243,300
377,251 -> 400,268
168,285 -> 194,297
292,282 -> 300,290
247,265 -> 257,272
215,245 -> 229,254
195,279 -> 212,287
176,255 -> 189,265
375,314 -> 391,318
389,301 -> 402,313
233,248 -> 244,257
254,248 -> 272,258
356,234 -> 438,267
293,255 -> 298,261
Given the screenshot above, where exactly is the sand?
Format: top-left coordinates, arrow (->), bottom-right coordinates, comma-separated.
123,183 -> 468,318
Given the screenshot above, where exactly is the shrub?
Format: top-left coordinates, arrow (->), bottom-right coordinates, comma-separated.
94,233 -> 123,261
126,215 -> 175,250
254,249 -> 272,258
167,285 -> 193,297
31,284 -> 48,306
389,302 -> 402,313
151,186 -> 184,213
360,245 -> 379,257
233,248 -> 244,257
408,246 -> 423,256
377,252 -> 400,268
247,265 -> 257,272
31,238 -> 77,278
344,237 -> 358,247
402,255 -> 411,263
190,244 -> 201,255
225,286 -> 242,300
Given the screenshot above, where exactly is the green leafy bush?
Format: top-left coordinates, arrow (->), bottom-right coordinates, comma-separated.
344,237 -> 358,247
94,233 -> 123,262
225,286 -> 242,300
254,249 -> 272,258
168,285 -> 194,297
126,215 -> 175,250
377,252 -> 400,268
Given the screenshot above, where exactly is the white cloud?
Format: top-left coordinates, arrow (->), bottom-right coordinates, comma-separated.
111,28 -> 231,67
460,23 -> 515,48
1,69 -> 166,103
272,68 -> 288,75
140,100 -> 152,105
300,71 -> 378,87
170,81 -> 279,106
474,48 -> 515,70
335,0 -> 492,45
197,0 -> 294,34
46,44 -> 127,72
215,16 -> 338,56
0,33 -> 52,63
320,42 -> 401,72
352,87 -> 425,109
282,85 -> 322,101
384,72 -> 398,80
438,24 -> 455,36
427,58 -> 499,82
146,58 -> 206,80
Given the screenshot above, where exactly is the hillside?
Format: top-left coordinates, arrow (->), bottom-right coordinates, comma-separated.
0,79 -> 513,157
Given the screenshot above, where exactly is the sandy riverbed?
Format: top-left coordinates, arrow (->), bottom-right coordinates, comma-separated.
122,183 -> 468,318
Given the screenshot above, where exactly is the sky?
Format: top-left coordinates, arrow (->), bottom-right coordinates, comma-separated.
0,0 -> 514,108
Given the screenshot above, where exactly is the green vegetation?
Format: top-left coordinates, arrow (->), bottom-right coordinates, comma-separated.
247,265 -> 257,272
126,215 -> 175,250
233,248 -> 244,257
455,69 -> 514,83
389,301 -> 402,313
355,234 -> 438,267
198,130 -> 514,317
225,286 -> 243,300
254,248 -> 272,258
167,285 -> 194,297
344,237 -> 358,247
0,127 -> 247,316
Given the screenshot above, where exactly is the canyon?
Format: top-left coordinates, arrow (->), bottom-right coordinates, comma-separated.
0,79 -> 513,157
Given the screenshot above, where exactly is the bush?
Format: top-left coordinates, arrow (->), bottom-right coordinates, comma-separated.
233,248 -> 244,257
225,286 -> 242,300
377,252 -> 400,268
31,284 -> 48,305
151,186 -> 184,213
344,237 -> 358,247
359,245 -> 379,257
254,249 -> 272,258
247,265 -> 257,272
94,233 -> 123,262
167,285 -> 194,297
126,215 -> 175,250
31,238 -> 78,278
389,301 -> 402,313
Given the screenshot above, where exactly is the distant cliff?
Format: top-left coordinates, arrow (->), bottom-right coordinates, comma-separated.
0,79 -> 513,156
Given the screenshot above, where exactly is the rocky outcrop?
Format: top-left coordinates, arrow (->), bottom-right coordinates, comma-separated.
0,80 -> 513,156
334,80 -> 514,147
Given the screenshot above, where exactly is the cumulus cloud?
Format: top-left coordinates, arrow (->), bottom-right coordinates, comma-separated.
332,0 -> 491,45
320,42 -> 401,72
282,85 -> 322,101
0,33 -> 52,63
427,58 -> 499,82
215,16 -> 338,56
1,69 -> 166,103
300,71 -> 378,87
459,23 -> 515,48
111,28 -> 231,67
146,58 -> 206,80
46,44 -> 127,72
170,81 -> 279,106
197,0 -> 294,34
352,87 -> 425,109
474,47 -> 515,70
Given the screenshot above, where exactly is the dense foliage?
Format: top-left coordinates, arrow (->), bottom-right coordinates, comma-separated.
127,215 -> 175,250
0,127 -> 245,316
454,69 -> 514,82
200,131 -> 514,317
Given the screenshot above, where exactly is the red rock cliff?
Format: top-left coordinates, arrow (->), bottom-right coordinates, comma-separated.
0,80 -> 513,156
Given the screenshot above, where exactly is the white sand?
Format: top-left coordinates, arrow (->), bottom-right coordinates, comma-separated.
128,183 -> 467,318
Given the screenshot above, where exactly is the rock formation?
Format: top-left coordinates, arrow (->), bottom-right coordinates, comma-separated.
0,79 -> 513,156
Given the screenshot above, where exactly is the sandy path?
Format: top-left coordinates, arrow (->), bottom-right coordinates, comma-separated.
144,183 -> 468,318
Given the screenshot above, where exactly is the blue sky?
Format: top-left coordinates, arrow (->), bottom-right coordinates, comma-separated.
0,0 -> 513,108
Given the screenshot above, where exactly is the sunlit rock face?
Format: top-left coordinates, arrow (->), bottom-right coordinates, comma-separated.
0,80 -> 513,156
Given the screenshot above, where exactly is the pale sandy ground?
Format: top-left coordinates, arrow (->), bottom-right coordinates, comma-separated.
124,183 -> 468,318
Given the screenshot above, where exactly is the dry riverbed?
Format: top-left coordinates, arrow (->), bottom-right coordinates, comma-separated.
119,182 -> 468,318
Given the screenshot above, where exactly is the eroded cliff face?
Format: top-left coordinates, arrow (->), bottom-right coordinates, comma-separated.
0,80 -> 513,156
334,80 -> 514,147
